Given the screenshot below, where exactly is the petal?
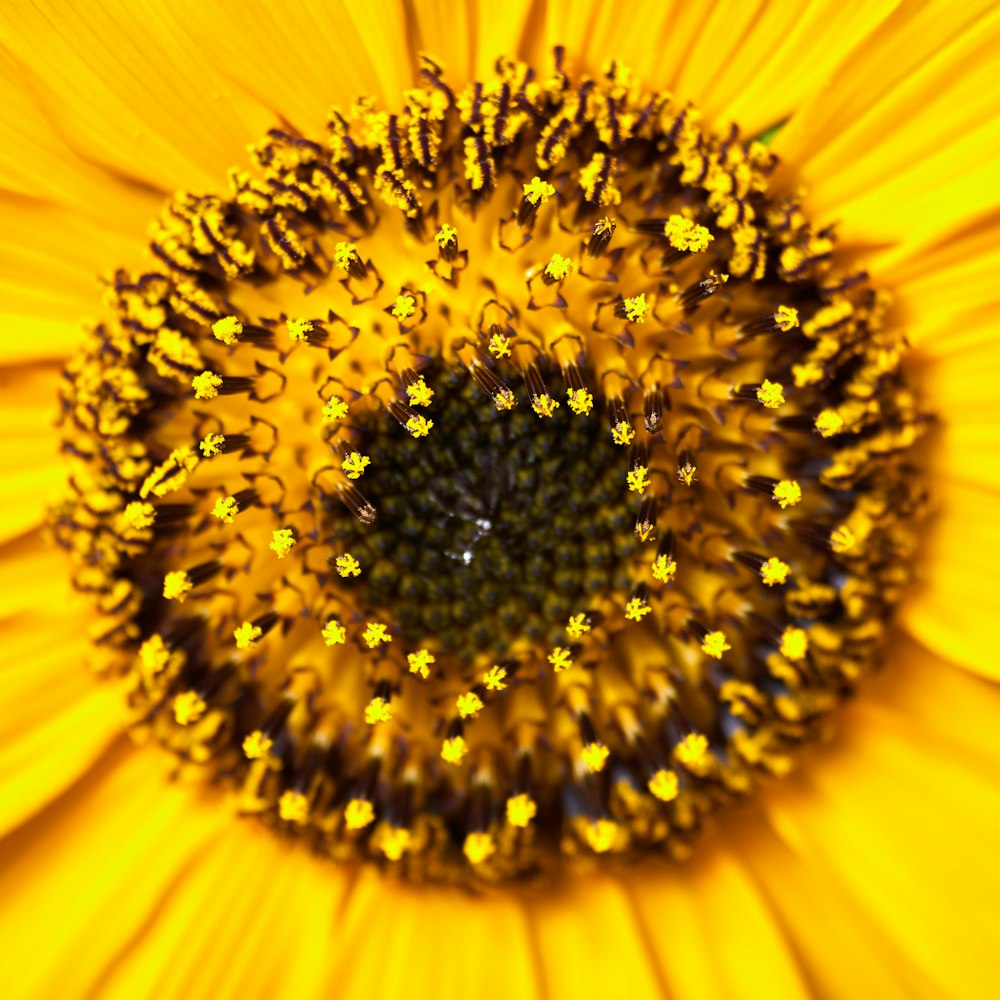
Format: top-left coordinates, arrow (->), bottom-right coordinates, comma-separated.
900,481 -> 1000,679
759,636 -> 1000,999
773,1 -> 1000,250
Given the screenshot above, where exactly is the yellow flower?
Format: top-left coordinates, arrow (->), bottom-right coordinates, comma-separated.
1,3 -> 999,999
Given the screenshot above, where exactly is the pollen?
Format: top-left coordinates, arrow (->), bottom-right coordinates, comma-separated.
772,480 -> 802,508
647,769 -> 679,802
701,631 -> 731,659
344,798 -> 375,830
269,528 -> 296,558
756,380 -> 785,409
55,53 -> 922,887
322,619 -> 347,646
506,793 -> 537,828
173,690 -> 207,725
760,557 -> 791,586
191,370 -> 223,400
364,696 -> 392,724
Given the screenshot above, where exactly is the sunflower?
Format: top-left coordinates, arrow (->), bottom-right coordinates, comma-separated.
2,0 -> 999,997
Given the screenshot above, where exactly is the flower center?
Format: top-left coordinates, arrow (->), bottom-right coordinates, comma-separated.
52,52 -> 923,883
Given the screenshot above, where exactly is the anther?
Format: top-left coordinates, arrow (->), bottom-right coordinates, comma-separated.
469,359 -> 517,411
518,176 -> 555,227
586,216 -> 616,256
643,384 -> 666,433
435,223 -> 459,262
333,241 -> 368,280
678,270 -> 728,313
677,449 -> 698,486
635,495 -> 658,542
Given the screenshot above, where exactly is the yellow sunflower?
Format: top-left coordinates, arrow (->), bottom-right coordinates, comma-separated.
2,1 -> 1000,997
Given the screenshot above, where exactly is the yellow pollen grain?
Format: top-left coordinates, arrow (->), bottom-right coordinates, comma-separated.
652,555 -> 677,583
122,501 -> 155,531
407,649 -> 435,679
582,741 -> 610,773
648,769 -> 679,802
623,293 -> 648,323
434,223 -> 457,247
405,376 -> 434,407
279,790 -> 310,824
234,621 -> 263,650
815,409 -> 845,437
612,421 -> 635,446
242,730 -> 273,760
392,294 -> 416,321
523,176 -> 555,205
362,622 -> 391,648
627,466 -> 651,494
487,331 -> 512,358
483,665 -> 508,691
212,315 -> 244,346
287,317 -> 313,342
333,241 -> 360,272
774,306 -> 799,331
456,691 -> 484,719
212,495 -> 239,523
269,528 -> 296,558
544,253 -> 573,281
756,380 -> 785,408
676,732 -> 710,768
830,524 -> 857,554
341,451 -> 371,479
138,635 -> 170,677
773,480 -> 802,509
701,630 -> 731,659
162,570 -> 192,602
548,647 -> 572,672
406,414 -> 434,437
625,597 -> 651,622
365,696 -> 392,725
344,798 -> 375,830
532,393 -> 560,418
199,432 -> 225,457
494,388 -> 517,411
441,736 -> 468,765
173,690 -> 207,726
506,793 -> 537,828
379,825 -> 412,861
335,553 -> 361,578
566,388 -> 593,415
463,831 -> 496,865
322,619 -> 347,646
663,213 -> 714,252
585,819 -> 619,853
566,614 -> 590,639
760,557 -> 791,586
191,370 -> 223,400
322,395 -> 350,425
780,627 -> 809,661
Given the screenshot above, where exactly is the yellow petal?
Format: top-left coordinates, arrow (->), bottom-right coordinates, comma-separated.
775,1 -> 1000,249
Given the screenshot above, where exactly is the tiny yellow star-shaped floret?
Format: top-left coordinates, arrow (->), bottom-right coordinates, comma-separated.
379,825 -> 412,861
487,331 -> 512,358
279,790 -> 310,824
163,570 -> 192,602
405,375 -> 434,407
322,395 -> 349,425
335,553 -> 361,578
362,622 -> 391,648
648,769 -> 679,802
407,649 -> 435,679
701,630 -> 731,659
191,370 -> 223,400
760,557 -> 791,586
548,647 -> 573,672
322,619 -> 347,646
506,793 -> 537,828
463,831 -> 496,865
581,741 -> 610,773
405,415 -> 434,438
772,479 -> 802,508
522,176 -> 555,205
212,495 -> 239,523
344,798 -> 375,830
456,691 -> 484,719
585,819 -> 619,853
815,409 -> 845,438
663,214 -> 714,252
544,253 -> 573,280
365,696 -> 392,724
532,393 -> 560,417
676,732 -> 711,769
625,597 -> 652,622
612,421 -> 635,447
234,621 -> 263,650
199,432 -> 225,457
756,380 -> 785,408
830,524 -> 857,554
242,730 -> 273,760
566,614 -> 591,639
441,736 -> 468,765
434,223 -> 457,248
269,528 -> 296,558
173,690 -> 207,726
774,305 -> 799,331
122,501 -> 155,531
482,665 -> 508,691
627,466 -> 652,494
212,316 -> 243,346
341,451 -> 371,479
678,461 -> 697,486
392,294 -> 416,321
287,317 -> 313,342
566,388 -> 594,415
651,555 -> 677,583
333,241 -> 360,272
623,293 -> 648,323
780,626 -> 809,661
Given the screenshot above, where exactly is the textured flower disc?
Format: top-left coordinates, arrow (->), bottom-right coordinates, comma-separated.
52,52 -> 926,884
